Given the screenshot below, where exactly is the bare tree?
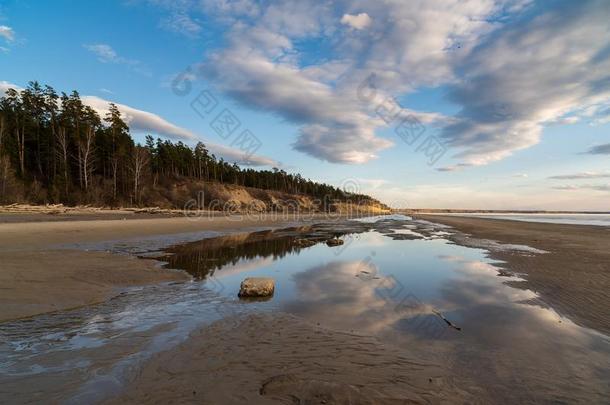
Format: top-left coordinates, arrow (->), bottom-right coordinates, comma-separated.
131,146 -> 149,204
0,155 -> 11,202
2,88 -> 25,176
0,114 -> 4,157
78,126 -> 95,191
56,126 -> 70,196
111,157 -> 119,200
15,122 -> 25,176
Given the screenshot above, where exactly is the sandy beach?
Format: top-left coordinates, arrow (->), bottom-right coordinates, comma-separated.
107,313 -> 484,404
421,214 -> 610,335
0,212 -> 335,322
3,212 -> 609,329
4,3 -> 610,402
1,212 -> 609,404
99,214 -> 610,404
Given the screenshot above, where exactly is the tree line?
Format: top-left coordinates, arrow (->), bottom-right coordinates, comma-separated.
0,81 -> 382,208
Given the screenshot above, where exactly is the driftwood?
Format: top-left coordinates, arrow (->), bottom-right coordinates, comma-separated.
432,310 -> 462,331
0,204 -> 183,216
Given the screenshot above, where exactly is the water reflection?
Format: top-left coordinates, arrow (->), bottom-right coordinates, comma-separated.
283,260 -> 447,337
154,218 -> 610,403
1,217 -> 608,403
158,225 -> 361,279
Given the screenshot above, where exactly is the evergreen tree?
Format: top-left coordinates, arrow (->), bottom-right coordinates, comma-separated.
0,82 -> 385,210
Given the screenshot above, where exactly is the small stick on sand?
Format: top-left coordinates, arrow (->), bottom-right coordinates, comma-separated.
432,310 -> 462,331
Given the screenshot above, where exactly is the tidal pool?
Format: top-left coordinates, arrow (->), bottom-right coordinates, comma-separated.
0,216 -> 608,403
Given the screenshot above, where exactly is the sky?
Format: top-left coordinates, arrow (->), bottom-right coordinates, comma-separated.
1,0 -> 609,210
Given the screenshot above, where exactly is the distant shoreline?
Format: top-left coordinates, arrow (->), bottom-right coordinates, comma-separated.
1,204 -> 607,218
401,209 -> 610,214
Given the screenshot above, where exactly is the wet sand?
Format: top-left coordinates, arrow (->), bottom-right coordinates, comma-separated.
0,213 -> 338,322
2,213 -> 608,404
0,250 -> 187,322
421,214 -> 610,335
108,313 -> 486,404
101,215 -> 610,404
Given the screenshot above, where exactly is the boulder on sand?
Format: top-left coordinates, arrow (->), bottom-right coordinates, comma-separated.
238,277 -> 275,297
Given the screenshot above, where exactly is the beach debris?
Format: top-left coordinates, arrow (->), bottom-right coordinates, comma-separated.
0,203 -> 187,216
432,310 -> 462,331
326,238 -> 345,247
238,277 -> 275,297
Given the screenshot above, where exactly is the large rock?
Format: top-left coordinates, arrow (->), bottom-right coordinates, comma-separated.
238,277 -> 275,297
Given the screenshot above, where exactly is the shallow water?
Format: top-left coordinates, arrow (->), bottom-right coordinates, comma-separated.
0,216 -> 608,403
443,212 -> 610,226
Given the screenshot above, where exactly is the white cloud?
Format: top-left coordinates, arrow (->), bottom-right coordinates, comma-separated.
0,81 -> 276,167
116,0 -> 610,167
0,25 -> 14,42
160,12 -> 201,37
548,172 -> 610,180
369,183 -> 610,211
340,13 -> 371,30
190,0 -> 530,164
0,80 -> 19,93
441,0 -> 610,166
585,143 -> 610,155
200,35 -> 395,163
550,116 -> 580,125
84,43 -> 152,77
84,44 -> 118,63
553,184 -> 610,192
199,0 -> 261,20
81,96 -> 276,166
436,163 -> 472,172
82,96 -> 197,141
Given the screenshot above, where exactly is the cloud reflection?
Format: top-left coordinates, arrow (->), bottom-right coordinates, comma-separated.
284,260 -> 437,335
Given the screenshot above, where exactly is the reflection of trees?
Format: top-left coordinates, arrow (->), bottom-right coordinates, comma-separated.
160,227 -> 354,279
161,232 -> 297,279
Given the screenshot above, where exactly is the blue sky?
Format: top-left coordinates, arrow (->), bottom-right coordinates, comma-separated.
1,0 -> 609,210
